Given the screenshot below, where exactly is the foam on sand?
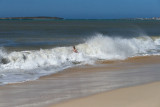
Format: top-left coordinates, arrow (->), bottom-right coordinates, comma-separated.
0,34 -> 160,84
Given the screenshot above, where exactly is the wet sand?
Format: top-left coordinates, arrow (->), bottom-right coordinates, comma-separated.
0,56 -> 160,107
51,82 -> 160,107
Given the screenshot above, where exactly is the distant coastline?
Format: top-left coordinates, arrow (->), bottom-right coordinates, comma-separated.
131,17 -> 160,20
0,16 -> 160,20
0,16 -> 64,20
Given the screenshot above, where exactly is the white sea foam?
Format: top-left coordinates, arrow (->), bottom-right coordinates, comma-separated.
0,34 -> 160,85
78,34 -> 157,59
154,38 -> 160,45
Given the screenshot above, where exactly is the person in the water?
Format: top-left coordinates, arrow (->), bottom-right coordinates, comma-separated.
73,46 -> 78,53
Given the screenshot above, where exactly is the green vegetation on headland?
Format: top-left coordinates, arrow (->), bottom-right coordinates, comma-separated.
0,16 -> 64,20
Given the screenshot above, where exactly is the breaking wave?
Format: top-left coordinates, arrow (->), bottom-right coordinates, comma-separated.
0,34 -> 160,85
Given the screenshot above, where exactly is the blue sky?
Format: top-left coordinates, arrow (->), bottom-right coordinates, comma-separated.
0,0 -> 160,19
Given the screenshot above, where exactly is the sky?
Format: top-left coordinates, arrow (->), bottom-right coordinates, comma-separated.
0,0 -> 160,19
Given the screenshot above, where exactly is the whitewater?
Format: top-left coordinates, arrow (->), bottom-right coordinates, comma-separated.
0,34 -> 160,85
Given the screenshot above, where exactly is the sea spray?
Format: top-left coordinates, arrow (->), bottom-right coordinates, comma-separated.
0,34 -> 160,85
78,34 -> 157,59
0,34 -> 159,70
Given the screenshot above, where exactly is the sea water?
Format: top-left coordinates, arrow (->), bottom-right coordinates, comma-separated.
0,19 -> 160,85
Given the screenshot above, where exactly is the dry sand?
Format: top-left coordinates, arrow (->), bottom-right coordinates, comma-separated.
51,82 -> 160,107
1,55 -> 160,107
50,56 -> 160,107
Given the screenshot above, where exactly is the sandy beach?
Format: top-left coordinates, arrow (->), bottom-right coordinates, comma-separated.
50,56 -> 160,107
51,82 -> 160,107
0,56 -> 160,107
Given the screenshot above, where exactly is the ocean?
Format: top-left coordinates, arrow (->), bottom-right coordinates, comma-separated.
0,19 -> 160,85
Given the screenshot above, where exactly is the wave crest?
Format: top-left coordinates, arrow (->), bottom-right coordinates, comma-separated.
0,34 -> 159,71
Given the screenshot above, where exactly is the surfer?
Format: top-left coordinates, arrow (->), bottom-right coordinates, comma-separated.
73,46 -> 78,53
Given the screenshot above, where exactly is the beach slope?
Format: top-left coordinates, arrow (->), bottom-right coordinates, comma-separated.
52,82 -> 160,107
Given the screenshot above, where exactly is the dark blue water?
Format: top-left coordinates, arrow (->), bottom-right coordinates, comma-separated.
0,19 -> 160,85
0,19 -> 160,51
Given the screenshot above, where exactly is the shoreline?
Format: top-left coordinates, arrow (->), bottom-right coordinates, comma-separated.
0,55 -> 160,107
0,55 -> 159,86
51,81 -> 160,107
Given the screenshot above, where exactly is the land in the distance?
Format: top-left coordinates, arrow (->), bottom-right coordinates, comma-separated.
0,16 -> 64,20
0,16 -> 160,20
134,17 -> 160,20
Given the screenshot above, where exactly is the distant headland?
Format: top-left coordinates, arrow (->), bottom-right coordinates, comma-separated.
0,16 -> 64,20
0,16 -> 160,20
